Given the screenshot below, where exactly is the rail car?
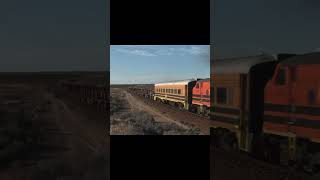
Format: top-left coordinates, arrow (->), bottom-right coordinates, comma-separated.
154,79 -> 197,110
211,52 -> 320,173
60,80 -> 108,110
128,78 -> 211,116
128,86 -> 154,99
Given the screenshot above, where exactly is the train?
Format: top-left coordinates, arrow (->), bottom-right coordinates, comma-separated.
211,52 -> 320,173
128,78 -> 211,116
59,80 -> 109,110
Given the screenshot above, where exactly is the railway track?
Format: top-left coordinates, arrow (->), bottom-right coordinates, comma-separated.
128,90 -> 214,134
131,91 -> 208,119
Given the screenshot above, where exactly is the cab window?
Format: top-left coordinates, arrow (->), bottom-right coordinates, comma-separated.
196,83 -> 199,88
291,66 -> 297,82
275,68 -> 286,85
217,87 -> 227,104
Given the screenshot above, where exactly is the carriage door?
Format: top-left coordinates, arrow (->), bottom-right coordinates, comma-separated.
288,66 -> 297,133
272,66 -> 291,132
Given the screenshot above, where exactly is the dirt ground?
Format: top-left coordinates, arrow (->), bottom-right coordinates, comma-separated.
0,73 -> 109,180
110,88 -> 200,135
211,145 -> 319,180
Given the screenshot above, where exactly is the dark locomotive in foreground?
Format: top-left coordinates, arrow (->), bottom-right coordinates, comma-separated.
125,52 -> 320,173
211,52 -> 320,174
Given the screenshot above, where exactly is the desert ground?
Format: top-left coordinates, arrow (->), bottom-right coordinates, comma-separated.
211,145 -> 320,180
110,86 -> 212,135
0,72 -> 109,180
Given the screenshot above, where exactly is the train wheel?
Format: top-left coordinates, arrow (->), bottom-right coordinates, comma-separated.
178,103 -> 184,110
303,143 -> 320,175
190,105 -> 196,113
196,106 -> 202,115
218,131 -> 238,152
204,108 -> 210,117
261,138 -> 280,164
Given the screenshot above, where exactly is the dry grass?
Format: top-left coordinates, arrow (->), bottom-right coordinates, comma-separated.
110,89 -> 200,135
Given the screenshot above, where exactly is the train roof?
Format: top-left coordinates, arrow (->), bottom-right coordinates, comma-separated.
212,54 -> 276,74
155,79 -> 196,86
197,78 -> 210,82
280,52 -> 320,65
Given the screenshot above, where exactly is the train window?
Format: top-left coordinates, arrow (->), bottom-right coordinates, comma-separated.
174,89 -> 177,94
217,87 -> 227,104
170,89 -> 173,93
291,66 -> 297,82
308,90 -> 316,105
196,83 -> 199,88
228,88 -> 233,105
178,89 -> 181,94
275,68 -> 286,85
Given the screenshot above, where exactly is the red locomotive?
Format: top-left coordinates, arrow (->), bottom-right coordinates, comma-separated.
191,78 -> 210,116
211,52 -> 320,173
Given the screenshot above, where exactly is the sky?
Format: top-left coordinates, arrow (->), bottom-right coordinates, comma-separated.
110,45 -> 210,84
212,0 -> 320,59
0,0 -> 108,72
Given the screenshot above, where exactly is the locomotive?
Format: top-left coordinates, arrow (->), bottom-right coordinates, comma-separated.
211,52 -> 320,173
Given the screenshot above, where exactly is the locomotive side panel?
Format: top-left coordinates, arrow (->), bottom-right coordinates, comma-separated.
264,64 -> 320,142
191,79 -> 210,115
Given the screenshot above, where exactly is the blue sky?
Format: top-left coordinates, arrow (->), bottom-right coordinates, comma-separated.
0,0 -> 107,72
110,45 -> 210,84
212,0 -> 320,58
